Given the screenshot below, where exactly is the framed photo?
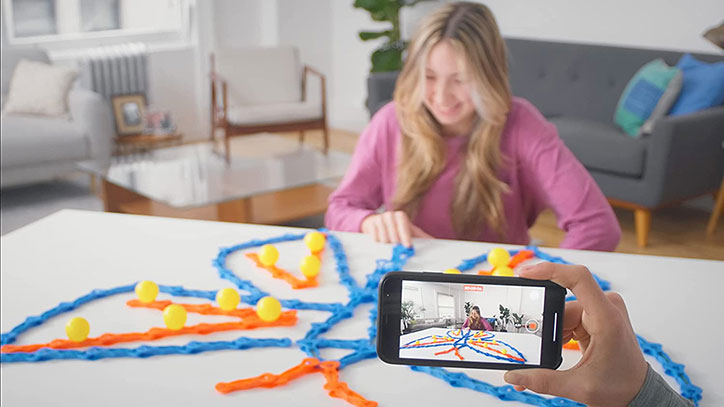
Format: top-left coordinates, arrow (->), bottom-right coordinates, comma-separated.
111,94 -> 146,136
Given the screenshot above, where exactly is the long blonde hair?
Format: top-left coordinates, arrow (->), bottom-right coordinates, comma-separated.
392,1 -> 512,239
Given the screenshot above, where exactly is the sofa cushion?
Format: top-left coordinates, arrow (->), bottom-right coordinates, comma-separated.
3,59 -> 78,117
550,117 -> 648,178
0,115 -> 88,167
669,54 -> 724,116
613,59 -> 682,137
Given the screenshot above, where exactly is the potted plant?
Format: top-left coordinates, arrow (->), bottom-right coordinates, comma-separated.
401,300 -> 416,333
354,0 -> 435,115
495,304 -> 511,332
464,301 -> 472,317
512,313 -> 524,333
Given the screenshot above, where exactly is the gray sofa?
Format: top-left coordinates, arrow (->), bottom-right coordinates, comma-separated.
367,38 -> 724,247
1,47 -> 114,188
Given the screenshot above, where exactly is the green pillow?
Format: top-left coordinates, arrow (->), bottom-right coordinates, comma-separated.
614,59 -> 683,137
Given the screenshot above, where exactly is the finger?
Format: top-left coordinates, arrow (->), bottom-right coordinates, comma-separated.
375,216 -> 390,244
370,221 -> 381,243
382,212 -> 400,244
394,211 -> 413,247
562,300 -> 583,334
504,369 -> 576,399
518,262 -> 612,321
410,224 -> 433,238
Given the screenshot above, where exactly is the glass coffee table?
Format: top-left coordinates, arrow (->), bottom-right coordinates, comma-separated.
78,134 -> 351,224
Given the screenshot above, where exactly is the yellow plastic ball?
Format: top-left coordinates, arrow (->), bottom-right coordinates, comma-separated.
65,317 -> 90,342
135,280 -> 159,303
502,348 -> 508,355
216,287 -> 241,311
163,304 -> 187,330
300,255 -> 321,278
487,248 -> 511,268
259,244 -> 279,267
304,231 -> 326,252
256,296 -> 282,322
443,268 -> 461,274
492,266 -> 515,277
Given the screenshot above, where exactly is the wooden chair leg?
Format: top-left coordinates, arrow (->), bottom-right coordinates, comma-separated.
634,208 -> 651,248
322,125 -> 329,155
706,179 -> 724,236
224,132 -> 231,164
299,130 -> 305,144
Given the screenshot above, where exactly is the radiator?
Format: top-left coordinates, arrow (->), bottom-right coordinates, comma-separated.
79,43 -> 149,101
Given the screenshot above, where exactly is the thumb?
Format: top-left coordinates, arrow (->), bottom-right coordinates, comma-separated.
504,369 -> 572,398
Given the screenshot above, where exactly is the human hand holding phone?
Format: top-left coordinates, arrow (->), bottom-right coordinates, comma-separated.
504,262 -> 648,406
361,211 -> 432,247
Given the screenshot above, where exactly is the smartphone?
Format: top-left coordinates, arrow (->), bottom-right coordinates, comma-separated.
377,271 -> 566,370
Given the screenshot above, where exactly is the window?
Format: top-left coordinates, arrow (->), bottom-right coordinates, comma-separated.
3,0 -> 188,45
437,293 -> 454,319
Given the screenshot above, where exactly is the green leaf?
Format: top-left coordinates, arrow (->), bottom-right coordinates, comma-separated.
359,30 -> 394,41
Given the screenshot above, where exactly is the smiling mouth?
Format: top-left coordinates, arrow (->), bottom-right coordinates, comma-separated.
436,103 -> 461,115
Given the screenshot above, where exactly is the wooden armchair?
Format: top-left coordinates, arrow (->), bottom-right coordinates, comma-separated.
210,46 -> 329,162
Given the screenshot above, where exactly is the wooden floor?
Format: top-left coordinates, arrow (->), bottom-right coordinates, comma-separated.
278,129 -> 724,261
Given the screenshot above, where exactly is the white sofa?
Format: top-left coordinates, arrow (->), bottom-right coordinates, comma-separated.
1,47 -> 114,188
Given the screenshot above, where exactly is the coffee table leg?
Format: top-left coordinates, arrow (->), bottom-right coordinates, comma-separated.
101,180 -> 152,214
217,199 -> 251,223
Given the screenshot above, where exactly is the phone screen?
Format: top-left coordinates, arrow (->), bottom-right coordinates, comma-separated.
377,272 -> 564,370
399,281 -> 545,366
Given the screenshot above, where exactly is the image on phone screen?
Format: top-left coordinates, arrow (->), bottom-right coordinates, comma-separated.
399,281 -> 545,365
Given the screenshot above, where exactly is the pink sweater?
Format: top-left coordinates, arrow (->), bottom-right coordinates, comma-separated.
325,98 -> 621,251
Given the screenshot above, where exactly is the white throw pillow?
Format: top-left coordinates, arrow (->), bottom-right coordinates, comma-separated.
3,59 -> 78,117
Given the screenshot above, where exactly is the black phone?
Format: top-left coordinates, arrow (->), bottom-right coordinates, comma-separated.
377,271 -> 566,370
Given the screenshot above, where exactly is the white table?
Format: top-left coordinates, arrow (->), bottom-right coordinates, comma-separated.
400,327 -> 542,365
1,210 -> 722,406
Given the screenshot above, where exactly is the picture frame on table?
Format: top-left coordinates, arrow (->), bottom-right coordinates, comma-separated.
111,94 -> 146,136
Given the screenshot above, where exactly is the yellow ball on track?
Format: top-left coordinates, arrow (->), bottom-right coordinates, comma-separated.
443,268 -> 461,274
163,304 -> 187,330
487,248 -> 511,268
492,266 -> 515,277
65,317 -> 90,342
216,287 -> 241,311
259,244 -> 279,267
256,296 -> 282,322
300,255 -> 321,278
304,231 -> 326,252
135,280 -> 159,303
502,348 -> 508,355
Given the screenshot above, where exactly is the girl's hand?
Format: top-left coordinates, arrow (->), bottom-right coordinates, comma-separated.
360,211 -> 433,247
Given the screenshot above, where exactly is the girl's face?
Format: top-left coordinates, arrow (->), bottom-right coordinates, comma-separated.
423,41 -> 477,136
470,309 -> 480,320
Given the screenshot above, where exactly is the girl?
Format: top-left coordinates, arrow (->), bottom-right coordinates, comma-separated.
325,2 -> 620,251
462,305 -> 492,331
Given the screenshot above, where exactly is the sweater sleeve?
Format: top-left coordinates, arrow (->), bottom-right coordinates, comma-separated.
628,364 -> 694,407
519,111 -> 621,251
324,105 -> 391,232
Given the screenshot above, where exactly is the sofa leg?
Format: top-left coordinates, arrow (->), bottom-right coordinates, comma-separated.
707,179 -> 724,236
634,209 -> 651,248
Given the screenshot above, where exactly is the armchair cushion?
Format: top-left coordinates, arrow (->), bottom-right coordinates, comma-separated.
0,115 -> 88,167
215,46 -> 301,105
551,117 -> 648,178
226,101 -> 322,126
